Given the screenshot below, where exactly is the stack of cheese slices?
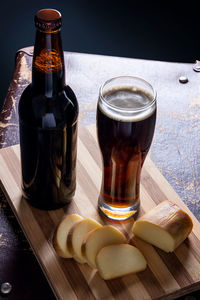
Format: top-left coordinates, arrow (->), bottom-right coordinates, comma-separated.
53,200 -> 193,280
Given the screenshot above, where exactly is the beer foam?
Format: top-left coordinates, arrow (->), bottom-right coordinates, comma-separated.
99,86 -> 156,122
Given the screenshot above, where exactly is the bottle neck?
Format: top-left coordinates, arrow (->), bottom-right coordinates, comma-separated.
32,29 -> 65,97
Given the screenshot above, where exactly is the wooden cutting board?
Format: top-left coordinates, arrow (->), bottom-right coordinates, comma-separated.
0,124 -> 200,300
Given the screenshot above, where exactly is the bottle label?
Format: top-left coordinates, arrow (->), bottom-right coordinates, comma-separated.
34,49 -> 62,72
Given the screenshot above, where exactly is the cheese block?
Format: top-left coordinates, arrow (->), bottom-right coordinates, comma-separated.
53,213 -> 83,258
132,200 -> 193,252
96,244 -> 147,280
68,218 -> 102,263
83,225 -> 127,268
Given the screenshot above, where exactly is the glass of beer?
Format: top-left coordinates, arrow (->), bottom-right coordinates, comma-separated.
97,76 -> 156,221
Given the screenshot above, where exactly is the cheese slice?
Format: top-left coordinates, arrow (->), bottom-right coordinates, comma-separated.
53,213 -> 83,258
83,225 -> 126,268
96,244 -> 147,280
132,200 -> 193,252
69,218 -> 102,263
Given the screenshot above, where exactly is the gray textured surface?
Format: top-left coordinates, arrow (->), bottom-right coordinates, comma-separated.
0,48 -> 200,299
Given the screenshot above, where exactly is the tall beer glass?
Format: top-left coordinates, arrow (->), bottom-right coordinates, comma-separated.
97,76 -> 156,221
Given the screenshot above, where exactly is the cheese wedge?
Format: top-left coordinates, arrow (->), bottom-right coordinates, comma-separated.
69,218 -> 102,263
132,200 -> 193,252
96,244 -> 147,280
83,225 -> 127,268
53,213 -> 83,258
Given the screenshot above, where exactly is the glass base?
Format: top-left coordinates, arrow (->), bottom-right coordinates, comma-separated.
98,197 -> 140,221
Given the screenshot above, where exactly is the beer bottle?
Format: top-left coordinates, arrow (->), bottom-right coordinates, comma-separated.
18,9 -> 79,210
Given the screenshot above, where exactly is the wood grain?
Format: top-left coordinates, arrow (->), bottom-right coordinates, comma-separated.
0,124 -> 200,300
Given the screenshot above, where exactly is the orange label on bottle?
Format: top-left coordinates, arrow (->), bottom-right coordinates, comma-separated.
34,49 -> 62,72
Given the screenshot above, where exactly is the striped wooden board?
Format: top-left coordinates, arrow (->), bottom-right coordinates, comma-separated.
0,124 -> 200,300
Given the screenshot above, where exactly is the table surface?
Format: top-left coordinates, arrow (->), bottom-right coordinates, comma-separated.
0,47 -> 200,300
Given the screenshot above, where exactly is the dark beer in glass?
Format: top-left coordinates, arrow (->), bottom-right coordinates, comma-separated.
97,76 -> 156,220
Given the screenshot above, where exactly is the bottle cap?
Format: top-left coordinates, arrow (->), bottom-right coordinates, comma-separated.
35,9 -> 62,31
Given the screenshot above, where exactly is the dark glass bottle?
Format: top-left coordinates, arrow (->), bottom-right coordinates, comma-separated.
18,9 -> 79,210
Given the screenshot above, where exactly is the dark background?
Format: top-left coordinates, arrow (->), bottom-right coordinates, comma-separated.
0,0 -> 199,110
